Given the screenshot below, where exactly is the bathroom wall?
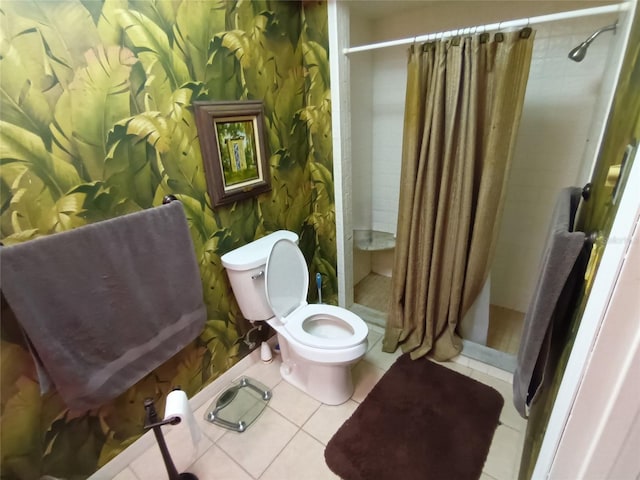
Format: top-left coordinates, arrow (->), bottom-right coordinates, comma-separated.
0,1 -> 333,478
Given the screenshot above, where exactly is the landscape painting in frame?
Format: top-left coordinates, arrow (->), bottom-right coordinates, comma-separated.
194,101 -> 271,206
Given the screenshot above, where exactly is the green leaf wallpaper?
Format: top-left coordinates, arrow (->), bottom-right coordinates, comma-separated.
0,1 -> 334,478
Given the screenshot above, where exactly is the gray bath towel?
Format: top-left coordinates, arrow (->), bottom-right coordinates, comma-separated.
512,187 -> 585,418
0,201 -> 206,410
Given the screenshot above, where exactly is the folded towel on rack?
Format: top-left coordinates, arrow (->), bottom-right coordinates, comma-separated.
512,187 -> 586,418
0,201 -> 206,410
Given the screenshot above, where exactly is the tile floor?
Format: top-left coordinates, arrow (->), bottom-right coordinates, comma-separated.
105,325 -> 527,480
486,305 -> 526,355
354,273 -> 392,313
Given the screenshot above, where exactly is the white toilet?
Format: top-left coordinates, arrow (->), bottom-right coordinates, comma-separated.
221,230 -> 368,405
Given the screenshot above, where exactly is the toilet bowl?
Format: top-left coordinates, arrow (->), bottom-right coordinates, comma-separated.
221,231 -> 368,405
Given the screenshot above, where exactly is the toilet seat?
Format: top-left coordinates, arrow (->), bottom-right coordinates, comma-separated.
265,239 -> 368,350
284,304 -> 369,350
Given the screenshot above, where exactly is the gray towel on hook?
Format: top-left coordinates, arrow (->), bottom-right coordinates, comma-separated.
512,187 -> 585,418
0,201 -> 206,411
513,187 -> 585,418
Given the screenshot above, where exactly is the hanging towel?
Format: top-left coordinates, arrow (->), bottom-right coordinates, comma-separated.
512,187 -> 586,418
0,201 -> 206,411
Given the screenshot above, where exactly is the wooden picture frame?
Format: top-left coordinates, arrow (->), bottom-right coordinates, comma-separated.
194,100 -> 271,207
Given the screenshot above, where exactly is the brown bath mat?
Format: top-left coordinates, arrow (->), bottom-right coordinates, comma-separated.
325,354 -> 504,480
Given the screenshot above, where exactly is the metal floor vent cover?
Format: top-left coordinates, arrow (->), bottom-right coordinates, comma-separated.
204,376 -> 271,432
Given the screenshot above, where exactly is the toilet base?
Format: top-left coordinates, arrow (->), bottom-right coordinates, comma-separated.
280,360 -> 354,405
277,333 -> 357,405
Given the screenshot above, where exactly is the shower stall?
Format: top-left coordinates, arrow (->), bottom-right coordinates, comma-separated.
333,1 -> 632,359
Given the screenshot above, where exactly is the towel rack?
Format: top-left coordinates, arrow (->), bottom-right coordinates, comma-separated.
0,198 -> 179,248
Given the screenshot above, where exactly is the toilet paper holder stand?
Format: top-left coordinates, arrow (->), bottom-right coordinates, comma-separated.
144,397 -> 199,480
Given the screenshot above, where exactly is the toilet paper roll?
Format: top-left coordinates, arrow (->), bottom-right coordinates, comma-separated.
163,389 -> 201,470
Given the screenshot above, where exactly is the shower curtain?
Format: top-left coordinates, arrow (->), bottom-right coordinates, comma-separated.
382,29 -> 535,361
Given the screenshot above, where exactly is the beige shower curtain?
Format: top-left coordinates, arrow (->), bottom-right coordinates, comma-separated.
382,29 -> 535,361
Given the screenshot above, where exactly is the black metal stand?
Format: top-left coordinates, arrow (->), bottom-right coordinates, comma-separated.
144,398 -> 199,480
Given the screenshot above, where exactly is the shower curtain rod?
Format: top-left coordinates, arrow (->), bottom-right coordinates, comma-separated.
343,3 -> 628,54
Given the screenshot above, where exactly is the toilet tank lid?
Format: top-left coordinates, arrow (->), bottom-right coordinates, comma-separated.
221,230 -> 299,271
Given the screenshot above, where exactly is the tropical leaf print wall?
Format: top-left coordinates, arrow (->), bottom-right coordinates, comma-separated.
0,1 -> 335,478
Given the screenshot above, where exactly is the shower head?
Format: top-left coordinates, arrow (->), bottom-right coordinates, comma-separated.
568,21 -> 617,62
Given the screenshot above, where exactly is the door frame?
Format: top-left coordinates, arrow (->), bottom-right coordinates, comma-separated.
533,147 -> 640,478
328,0 -> 353,308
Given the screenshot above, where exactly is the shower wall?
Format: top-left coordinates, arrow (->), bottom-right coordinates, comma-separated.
351,20 -> 374,235
351,18 -> 375,285
349,2 -> 625,315
369,50 -> 404,236
492,13 -> 621,312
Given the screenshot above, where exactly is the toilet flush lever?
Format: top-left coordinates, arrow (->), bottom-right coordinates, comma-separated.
251,270 -> 264,280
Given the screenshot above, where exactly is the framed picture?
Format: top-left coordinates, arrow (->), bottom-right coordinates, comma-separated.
194,100 -> 271,207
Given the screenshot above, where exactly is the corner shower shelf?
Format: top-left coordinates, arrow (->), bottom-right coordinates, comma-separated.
354,229 -> 396,251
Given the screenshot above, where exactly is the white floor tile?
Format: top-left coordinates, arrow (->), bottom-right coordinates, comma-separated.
480,472 -> 498,480
482,424 -> 522,480
189,445 -> 253,480
366,323 -> 385,335
451,354 -> 471,366
351,359 -> 386,403
302,400 -> 359,445
260,430 -> 340,480
469,370 -> 528,432
436,359 -> 473,376
363,337 -> 402,371
366,329 -> 383,352
194,400 -> 228,443
111,468 -> 138,480
129,426 -> 212,480
514,429 -> 526,475
467,357 -> 492,374
485,364 -> 514,383
240,358 -> 284,390
269,380 -> 321,427
217,407 -> 298,478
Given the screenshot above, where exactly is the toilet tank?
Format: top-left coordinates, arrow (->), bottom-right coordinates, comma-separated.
221,230 -> 299,321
